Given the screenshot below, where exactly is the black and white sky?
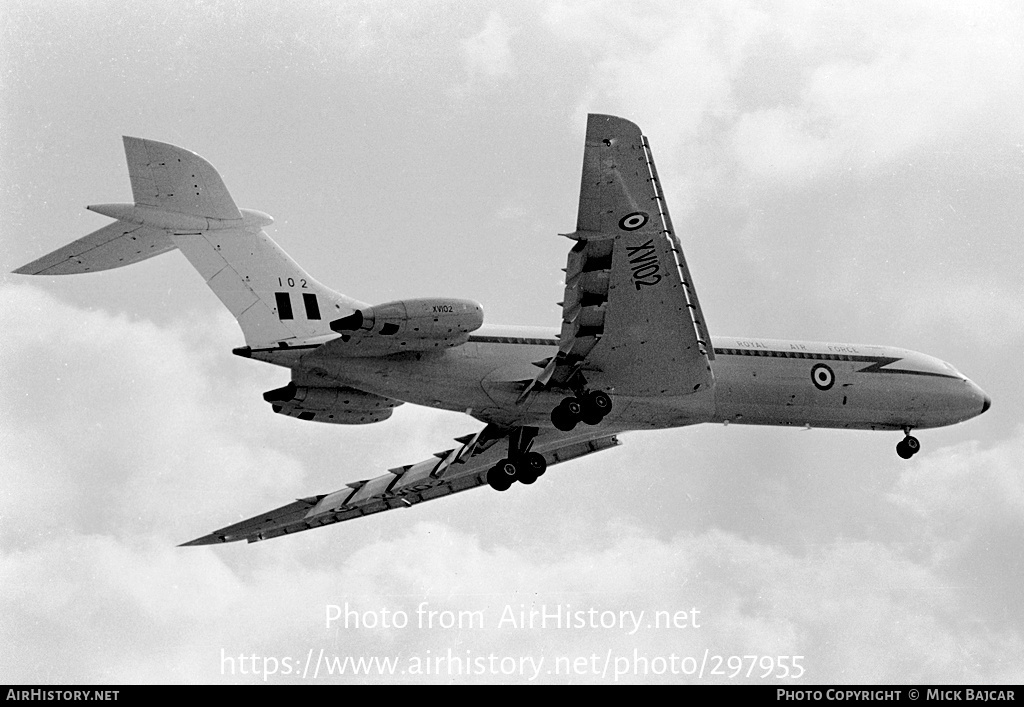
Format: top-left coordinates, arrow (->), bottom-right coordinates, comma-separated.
1,0 -> 1022,684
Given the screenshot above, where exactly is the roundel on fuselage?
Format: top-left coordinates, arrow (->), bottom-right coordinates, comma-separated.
811,363 -> 835,391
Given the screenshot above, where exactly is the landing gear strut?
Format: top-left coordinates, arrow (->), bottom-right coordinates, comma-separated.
896,429 -> 921,459
551,390 -> 612,431
486,427 -> 548,491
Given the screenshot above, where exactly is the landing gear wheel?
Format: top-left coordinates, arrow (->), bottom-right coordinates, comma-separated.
896,435 -> 921,460
551,405 -> 577,431
496,458 -> 519,479
487,465 -> 513,491
551,398 -> 581,431
517,466 -> 539,485
580,406 -> 603,426
512,451 -> 547,485
588,390 -> 612,416
574,390 -> 612,426
904,435 -> 920,455
524,451 -> 547,478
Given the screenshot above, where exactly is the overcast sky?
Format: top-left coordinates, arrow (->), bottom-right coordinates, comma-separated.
2,0 -> 1022,685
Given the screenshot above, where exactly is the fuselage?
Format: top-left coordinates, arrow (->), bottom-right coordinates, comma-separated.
250,324 -> 990,435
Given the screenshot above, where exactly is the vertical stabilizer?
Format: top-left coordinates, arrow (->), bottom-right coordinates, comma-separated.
170,228 -> 366,346
14,136 -> 367,348
117,137 -> 367,346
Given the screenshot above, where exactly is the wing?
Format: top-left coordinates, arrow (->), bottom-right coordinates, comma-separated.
182,427 -> 620,545
531,114 -> 714,398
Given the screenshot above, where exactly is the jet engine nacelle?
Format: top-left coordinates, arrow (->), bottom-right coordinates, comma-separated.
264,382 -> 402,409
272,405 -> 394,425
329,298 -> 484,352
263,383 -> 403,425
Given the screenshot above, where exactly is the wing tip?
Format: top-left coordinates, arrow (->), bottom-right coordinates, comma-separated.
586,113 -> 642,136
122,135 -> 146,155
179,534 -> 231,547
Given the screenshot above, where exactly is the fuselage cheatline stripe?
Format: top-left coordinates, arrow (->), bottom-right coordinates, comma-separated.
712,348 -> 961,379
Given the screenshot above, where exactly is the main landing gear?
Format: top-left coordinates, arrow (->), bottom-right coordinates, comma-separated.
550,390 -> 612,431
896,429 -> 921,460
486,427 -> 548,492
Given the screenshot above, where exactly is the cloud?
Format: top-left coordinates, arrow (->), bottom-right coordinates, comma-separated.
731,5 -> 1024,182
7,520 -> 1021,683
3,1 -> 1022,682
1,281 -> 1021,683
0,284 -> 306,544
889,431 -> 1024,635
542,1 -> 1024,189
463,12 -> 514,80
892,280 -> 1024,350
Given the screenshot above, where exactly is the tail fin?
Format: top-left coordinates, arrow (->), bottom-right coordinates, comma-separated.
14,136 -> 366,347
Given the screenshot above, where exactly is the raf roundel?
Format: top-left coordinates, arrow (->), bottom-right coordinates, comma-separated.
618,211 -> 649,231
811,363 -> 835,391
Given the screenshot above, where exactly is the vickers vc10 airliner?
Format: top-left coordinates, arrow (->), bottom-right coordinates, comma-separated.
15,114 -> 990,545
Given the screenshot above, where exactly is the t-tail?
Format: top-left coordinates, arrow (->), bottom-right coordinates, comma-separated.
13,137 -> 367,347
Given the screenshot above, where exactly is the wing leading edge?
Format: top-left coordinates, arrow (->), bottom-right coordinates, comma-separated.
529,114 -> 714,399
182,429 -> 619,545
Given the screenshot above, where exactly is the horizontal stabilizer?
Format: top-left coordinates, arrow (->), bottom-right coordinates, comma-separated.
123,136 -> 241,220
13,221 -> 174,275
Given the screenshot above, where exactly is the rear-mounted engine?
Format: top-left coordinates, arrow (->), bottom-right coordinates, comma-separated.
329,298 -> 483,352
263,383 -> 402,425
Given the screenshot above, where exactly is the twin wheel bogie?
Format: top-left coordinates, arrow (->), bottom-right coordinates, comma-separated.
486,451 -> 548,491
550,390 -> 612,431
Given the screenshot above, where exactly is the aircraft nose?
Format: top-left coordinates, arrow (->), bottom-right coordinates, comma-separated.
968,378 -> 991,417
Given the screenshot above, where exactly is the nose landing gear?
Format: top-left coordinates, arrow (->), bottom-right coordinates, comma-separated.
896,429 -> 921,459
550,390 -> 612,431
